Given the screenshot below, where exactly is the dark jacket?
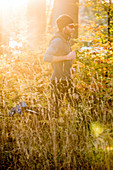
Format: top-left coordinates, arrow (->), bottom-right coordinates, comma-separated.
44,31 -> 72,81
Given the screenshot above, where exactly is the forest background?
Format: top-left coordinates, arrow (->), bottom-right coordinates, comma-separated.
0,0 -> 113,169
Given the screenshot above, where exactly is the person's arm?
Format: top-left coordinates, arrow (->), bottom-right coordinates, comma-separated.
44,38 -> 63,63
44,38 -> 76,63
52,51 -> 76,63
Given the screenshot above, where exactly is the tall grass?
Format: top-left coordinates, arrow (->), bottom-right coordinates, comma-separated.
0,41 -> 113,169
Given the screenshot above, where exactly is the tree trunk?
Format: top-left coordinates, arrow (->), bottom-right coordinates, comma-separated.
27,0 -> 46,50
108,0 -> 111,42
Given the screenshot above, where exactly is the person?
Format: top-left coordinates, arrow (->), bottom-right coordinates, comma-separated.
9,14 -> 80,118
44,14 -> 81,118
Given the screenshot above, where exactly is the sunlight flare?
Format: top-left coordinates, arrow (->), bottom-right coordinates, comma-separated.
90,122 -> 104,138
0,0 -> 28,9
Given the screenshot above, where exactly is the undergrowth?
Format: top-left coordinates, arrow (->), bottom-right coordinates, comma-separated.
0,41 -> 113,169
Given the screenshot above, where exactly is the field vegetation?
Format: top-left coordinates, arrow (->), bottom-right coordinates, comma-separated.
0,28 -> 113,169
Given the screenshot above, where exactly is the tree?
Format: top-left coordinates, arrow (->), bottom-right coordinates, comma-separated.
82,0 -> 113,43
27,0 -> 46,50
49,0 -> 79,38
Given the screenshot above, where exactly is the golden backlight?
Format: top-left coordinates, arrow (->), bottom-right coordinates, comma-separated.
0,0 -> 53,8
0,0 -> 28,8
0,0 -> 54,14
0,0 -> 54,49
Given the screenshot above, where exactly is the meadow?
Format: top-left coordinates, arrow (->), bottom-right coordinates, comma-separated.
0,36 -> 113,169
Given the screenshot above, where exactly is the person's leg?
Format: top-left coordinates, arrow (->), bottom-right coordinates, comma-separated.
66,80 -> 81,108
50,80 -> 65,118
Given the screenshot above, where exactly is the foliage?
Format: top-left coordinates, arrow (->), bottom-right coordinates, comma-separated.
80,0 -> 113,43
0,32 -> 113,169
